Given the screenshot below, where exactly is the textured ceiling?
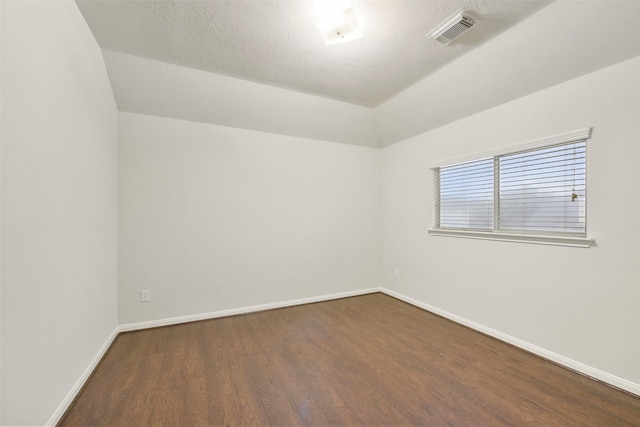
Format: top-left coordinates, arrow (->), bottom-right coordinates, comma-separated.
75,0 -> 551,107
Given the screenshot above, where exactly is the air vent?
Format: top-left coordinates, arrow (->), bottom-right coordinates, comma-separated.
429,10 -> 476,45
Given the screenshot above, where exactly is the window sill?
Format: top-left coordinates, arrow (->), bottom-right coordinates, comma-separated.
428,229 -> 594,248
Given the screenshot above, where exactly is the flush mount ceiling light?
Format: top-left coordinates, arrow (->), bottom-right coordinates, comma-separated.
312,0 -> 362,46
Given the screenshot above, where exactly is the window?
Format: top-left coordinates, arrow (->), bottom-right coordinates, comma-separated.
430,128 -> 593,247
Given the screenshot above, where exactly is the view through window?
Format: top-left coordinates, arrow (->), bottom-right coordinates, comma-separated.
435,139 -> 587,236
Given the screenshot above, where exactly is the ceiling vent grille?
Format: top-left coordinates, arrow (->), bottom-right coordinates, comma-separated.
429,10 -> 476,45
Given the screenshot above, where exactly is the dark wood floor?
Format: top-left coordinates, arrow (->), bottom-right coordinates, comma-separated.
60,293 -> 640,426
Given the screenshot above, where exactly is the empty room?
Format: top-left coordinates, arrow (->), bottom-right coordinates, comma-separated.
2,0 -> 640,425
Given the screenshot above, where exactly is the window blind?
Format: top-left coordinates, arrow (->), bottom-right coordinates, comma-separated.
498,141 -> 586,234
435,140 -> 587,236
437,157 -> 494,230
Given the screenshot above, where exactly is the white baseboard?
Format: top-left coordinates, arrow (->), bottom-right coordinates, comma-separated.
379,287 -> 640,397
46,326 -> 120,427
119,287 -> 382,332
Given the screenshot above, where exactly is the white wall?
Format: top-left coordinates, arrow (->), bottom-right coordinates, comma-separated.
1,1 -> 118,425
0,0 -> 3,422
381,55 -> 640,386
103,51 -> 379,148
119,112 -> 380,324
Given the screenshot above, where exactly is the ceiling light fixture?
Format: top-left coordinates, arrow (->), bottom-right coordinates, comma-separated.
312,0 -> 362,46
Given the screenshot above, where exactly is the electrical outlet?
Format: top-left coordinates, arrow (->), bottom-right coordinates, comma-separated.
140,290 -> 151,302
393,269 -> 400,279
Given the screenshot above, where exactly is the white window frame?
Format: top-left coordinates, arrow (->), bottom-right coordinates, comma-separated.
428,128 -> 594,248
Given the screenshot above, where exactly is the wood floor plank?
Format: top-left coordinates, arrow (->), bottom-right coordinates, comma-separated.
59,293 -> 640,426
